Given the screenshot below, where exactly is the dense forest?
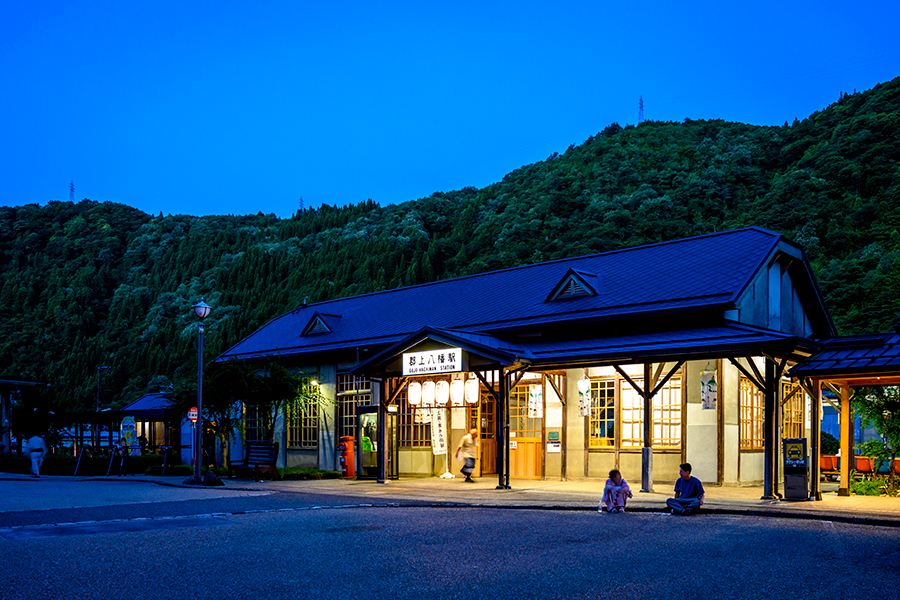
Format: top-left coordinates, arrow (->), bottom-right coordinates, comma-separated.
2,76 -> 899,413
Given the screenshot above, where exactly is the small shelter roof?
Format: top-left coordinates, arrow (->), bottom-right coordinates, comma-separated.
790,332 -> 900,384
119,393 -> 177,419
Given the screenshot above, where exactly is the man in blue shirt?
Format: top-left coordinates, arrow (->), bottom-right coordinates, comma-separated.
666,462 -> 705,515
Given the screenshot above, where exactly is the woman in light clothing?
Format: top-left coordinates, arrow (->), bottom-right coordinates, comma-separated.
601,469 -> 632,513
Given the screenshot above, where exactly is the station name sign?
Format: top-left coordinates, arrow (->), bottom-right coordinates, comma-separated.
403,347 -> 463,376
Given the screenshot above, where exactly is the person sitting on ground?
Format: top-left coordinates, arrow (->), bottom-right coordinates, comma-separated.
666,462 -> 705,515
602,469 -> 633,513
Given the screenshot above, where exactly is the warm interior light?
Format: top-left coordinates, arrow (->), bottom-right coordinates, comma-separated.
408,381 -> 422,406
436,380 -> 450,405
450,379 -> 464,405
422,380 -> 436,405
465,378 -> 479,404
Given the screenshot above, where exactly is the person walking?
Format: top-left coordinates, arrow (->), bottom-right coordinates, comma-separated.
455,428 -> 478,483
666,462 -> 705,515
24,434 -> 47,478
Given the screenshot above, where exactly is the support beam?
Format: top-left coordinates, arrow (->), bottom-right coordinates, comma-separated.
642,362 -> 653,493
727,357 -> 765,392
809,378 -> 822,501
497,369 -> 510,490
838,381 -> 852,496
761,358 -> 777,500
377,379 -> 388,483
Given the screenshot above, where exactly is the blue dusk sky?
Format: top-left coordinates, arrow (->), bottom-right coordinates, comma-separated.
2,1 -> 899,218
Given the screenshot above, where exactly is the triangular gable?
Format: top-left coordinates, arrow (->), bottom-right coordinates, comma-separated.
546,268 -> 600,302
301,312 -> 340,336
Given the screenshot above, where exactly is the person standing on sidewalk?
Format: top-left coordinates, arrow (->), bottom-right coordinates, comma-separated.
455,428 -> 478,483
24,434 -> 47,478
666,463 -> 705,515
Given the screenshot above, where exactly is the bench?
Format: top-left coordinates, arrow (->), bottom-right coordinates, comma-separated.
228,440 -> 280,481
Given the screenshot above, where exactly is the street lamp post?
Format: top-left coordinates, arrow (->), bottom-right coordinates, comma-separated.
95,365 -> 110,448
185,299 -> 211,485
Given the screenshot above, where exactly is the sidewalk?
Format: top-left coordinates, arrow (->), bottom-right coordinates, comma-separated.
4,472 -> 898,527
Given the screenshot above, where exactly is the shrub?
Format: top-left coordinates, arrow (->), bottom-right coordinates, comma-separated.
821,431 -> 840,455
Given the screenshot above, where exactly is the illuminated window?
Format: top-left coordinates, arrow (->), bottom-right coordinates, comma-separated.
398,388 -> 431,447
336,374 -> 372,440
653,377 -> 682,449
588,380 -> 615,448
616,376 -> 682,449
509,384 -> 542,438
781,382 -> 804,439
740,377 -> 765,450
287,395 -> 318,449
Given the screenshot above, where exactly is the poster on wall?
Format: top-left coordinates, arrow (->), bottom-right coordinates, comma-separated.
700,369 -> 718,410
527,384 -> 543,418
431,408 -> 448,456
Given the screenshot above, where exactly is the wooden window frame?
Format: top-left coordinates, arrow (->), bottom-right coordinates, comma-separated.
740,377 -> 765,450
588,379 -> 616,448
287,395 -> 318,449
336,374 -> 372,441
398,388 -> 431,447
781,381 -> 804,440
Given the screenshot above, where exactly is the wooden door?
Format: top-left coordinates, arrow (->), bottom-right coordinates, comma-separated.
509,383 -> 543,479
467,390 -> 497,476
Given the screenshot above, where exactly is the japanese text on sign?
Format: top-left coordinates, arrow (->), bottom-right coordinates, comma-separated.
402,347 -> 463,376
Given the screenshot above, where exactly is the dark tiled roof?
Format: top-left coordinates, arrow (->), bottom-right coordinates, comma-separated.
120,393 -> 174,415
219,228 -> 785,362
790,333 -> 900,377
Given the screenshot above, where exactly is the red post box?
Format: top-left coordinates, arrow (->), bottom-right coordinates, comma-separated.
338,436 -> 355,478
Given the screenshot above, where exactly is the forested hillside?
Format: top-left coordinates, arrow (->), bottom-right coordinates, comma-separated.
2,77 -> 899,411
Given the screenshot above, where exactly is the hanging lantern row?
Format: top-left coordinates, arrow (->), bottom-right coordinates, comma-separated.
408,377 -> 480,406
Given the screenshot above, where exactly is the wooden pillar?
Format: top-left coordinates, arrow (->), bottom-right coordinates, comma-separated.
641,362 -> 654,493
838,381 -> 852,496
761,358 -> 776,499
497,369 -> 510,489
809,378 -> 822,501
377,378 -> 388,483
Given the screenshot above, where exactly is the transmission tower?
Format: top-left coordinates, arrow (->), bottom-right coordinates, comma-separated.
639,96 -> 644,123
69,181 -> 75,202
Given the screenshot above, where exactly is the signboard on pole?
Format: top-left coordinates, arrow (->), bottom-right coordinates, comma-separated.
431,408 -> 448,456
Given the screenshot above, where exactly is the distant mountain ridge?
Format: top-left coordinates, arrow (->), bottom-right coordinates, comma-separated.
1,76 -> 898,410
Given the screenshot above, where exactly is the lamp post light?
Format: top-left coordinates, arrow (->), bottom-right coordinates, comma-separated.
185,299 -> 211,485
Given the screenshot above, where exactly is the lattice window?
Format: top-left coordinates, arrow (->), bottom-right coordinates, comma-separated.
398,388 -> 431,447
620,379 -> 644,448
740,377 -> 765,450
652,377 -> 682,449
287,395 -> 318,449
781,382 -> 804,439
337,374 -> 372,440
589,379 -> 616,448
509,384 -> 542,437
243,404 -> 266,442
618,376 -> 682,449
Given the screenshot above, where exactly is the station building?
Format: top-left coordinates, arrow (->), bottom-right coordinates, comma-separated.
216,227 -> 837,497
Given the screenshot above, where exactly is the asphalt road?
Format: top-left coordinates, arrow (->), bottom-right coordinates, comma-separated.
1,482 -> 898,600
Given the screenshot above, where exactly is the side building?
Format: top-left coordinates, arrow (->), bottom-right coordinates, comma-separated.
215,227 -> 835,497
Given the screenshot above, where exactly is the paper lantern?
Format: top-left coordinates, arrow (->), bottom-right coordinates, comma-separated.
465,378 -> 479,404
577,375 -> 591,395
408,381 -> 422,406
450,379 -> 464,405
422,380 -> 436,406
436,380 -> 450,405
